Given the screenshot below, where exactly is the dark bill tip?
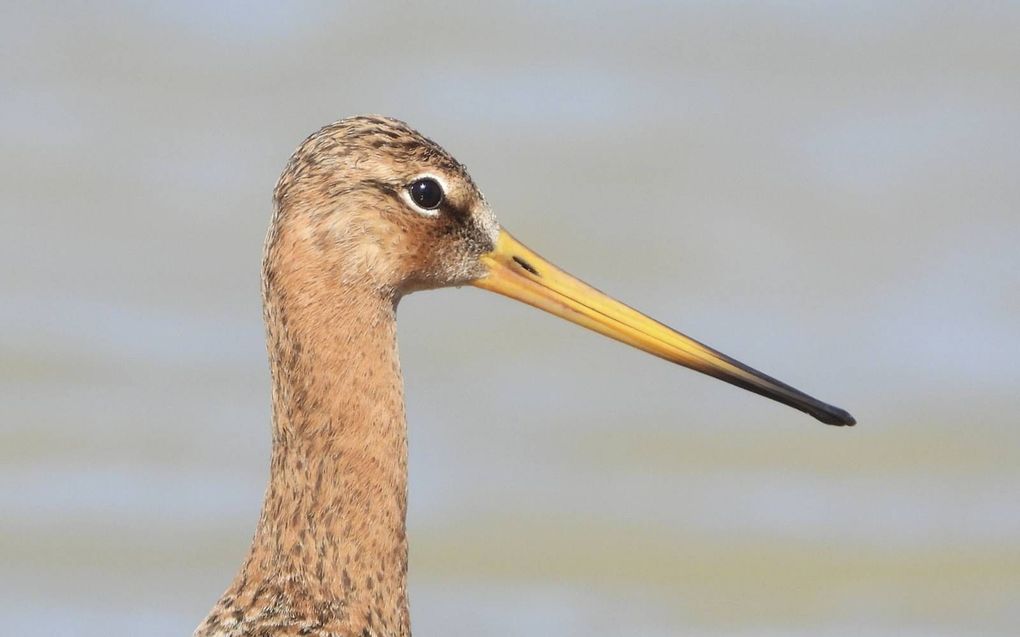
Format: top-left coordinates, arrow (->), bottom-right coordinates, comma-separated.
810,404 -> 856,427
693,355 -> 857,428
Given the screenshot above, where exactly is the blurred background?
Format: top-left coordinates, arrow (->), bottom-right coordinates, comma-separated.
2,2 -> 1019,635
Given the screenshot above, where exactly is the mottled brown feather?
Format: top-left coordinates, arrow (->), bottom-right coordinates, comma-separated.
196,116 -> 499,637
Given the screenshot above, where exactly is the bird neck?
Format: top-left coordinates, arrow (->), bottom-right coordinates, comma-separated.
199,227 -> 411,637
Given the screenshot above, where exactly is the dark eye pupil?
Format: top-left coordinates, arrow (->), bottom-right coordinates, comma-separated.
409,178 -> 444,210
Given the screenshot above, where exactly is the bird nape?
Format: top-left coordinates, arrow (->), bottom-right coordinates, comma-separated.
195,115 -> 854,637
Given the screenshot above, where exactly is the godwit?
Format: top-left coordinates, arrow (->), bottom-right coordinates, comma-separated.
195,115 -> 854,637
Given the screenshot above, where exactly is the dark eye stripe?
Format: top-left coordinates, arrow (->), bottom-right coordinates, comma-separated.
408,177 -> 444,210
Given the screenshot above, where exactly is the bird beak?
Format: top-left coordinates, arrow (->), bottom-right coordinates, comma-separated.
472,230 -> 855,426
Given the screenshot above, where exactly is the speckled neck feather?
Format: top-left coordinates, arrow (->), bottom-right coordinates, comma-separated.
196,115 -> 503,637
196,205 -> 411,637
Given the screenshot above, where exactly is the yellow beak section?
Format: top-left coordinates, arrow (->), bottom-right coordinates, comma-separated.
473,230 -> 855,426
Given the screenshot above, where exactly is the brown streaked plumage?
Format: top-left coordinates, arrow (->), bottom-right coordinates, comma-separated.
195,115 -> 854,637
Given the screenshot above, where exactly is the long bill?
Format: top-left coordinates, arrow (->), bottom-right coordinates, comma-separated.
472,230 -> 855,427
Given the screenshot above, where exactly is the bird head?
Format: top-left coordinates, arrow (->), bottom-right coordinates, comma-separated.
269,115 -> 855,427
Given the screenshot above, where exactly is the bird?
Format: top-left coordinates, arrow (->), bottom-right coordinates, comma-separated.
194,115 -> 854,637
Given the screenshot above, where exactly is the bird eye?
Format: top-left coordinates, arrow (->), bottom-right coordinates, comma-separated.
408,177 -> 444,210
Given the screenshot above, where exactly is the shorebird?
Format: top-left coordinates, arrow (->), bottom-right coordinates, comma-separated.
195,115 -> 854,637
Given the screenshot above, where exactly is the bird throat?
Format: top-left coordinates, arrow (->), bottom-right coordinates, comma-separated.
197,226 -> 411,637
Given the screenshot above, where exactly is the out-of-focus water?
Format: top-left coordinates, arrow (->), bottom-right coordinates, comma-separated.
2,3 -> 1018,635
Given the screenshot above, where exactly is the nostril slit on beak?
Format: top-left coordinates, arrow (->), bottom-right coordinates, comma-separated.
513,256 -> 540,276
